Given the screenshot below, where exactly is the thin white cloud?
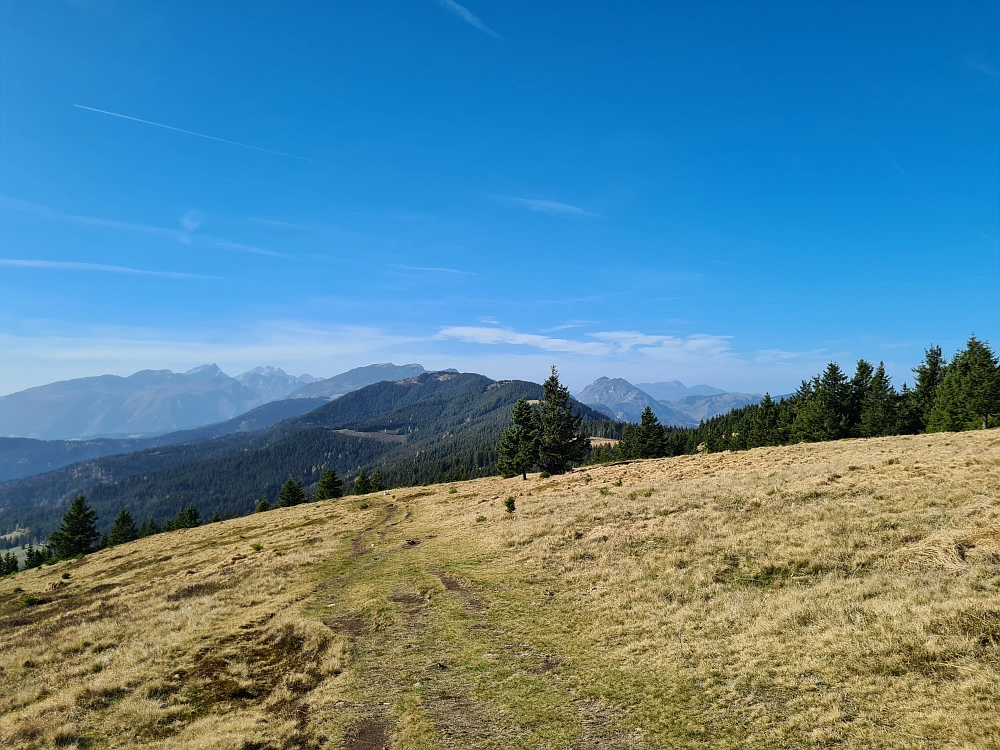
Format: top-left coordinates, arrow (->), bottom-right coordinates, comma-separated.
388,264 -> 477,276
505,197 -> 591,216
435,0 -> 504,41
180,210 -> 204,232
0,259 -> 219,280
437,326 -> 612,356
73,104 -> 328,165
967,61 -> 999,79
1,197 -> 282,257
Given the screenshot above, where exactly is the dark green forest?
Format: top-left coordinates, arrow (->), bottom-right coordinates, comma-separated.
592,335 -> 999,462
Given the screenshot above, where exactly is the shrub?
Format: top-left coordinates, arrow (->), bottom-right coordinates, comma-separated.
504,497 -> 516,513
61,572 -> 71,580
449,487 -> 458,494
251,543 -> 262,552
539,471 -> 551,479
476,515 -> 487,523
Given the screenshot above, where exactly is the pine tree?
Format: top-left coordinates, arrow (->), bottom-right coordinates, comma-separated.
353,469 -> 372,496
615,423 -> 638,460
108,508 -> 139,547
927,336 -> 1000,431
48,495 -> 99,559
277,476 -> 306,507
536,366 -> 590,474
496,397 -> 539,479
848,360 -> 875,434
636,406 -> 667,458
791,363 -> 851,442
859,362 -> 897,437
371,467 -> 385,493
746,393 -> 780,447
255,497 -> 272,513
209,511 -> 221,523
1,550 -> 18,575
316,468 -> 343,500
910,345 -> 947,431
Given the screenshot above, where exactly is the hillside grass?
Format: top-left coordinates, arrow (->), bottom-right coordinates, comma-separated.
1,431 -> 999,749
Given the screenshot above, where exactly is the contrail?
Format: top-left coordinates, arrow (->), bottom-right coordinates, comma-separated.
73,104 -> 326,165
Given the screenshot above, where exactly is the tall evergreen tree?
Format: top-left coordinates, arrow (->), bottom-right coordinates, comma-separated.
746,393 -> 780,447
859,362 -> 897,437
255,497 -> 272,513
108,508 -> 139,547
927,336 -> 1000,431
48,495 -> 99,559
848,359 -> 875,434
615,423 -> 638,460
1,550 -> 18,575
277,476 -> 306,507
536,366 -> 590,474
910,345 -> 947,431
635,406 -> 667,458
496,396 -> 540,479
370,466 -> 385,493
316,468 -> 343,500
353,469 -> 372,495
791,363 -> 851,442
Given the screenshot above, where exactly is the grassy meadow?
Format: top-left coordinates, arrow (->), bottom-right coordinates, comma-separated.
1,430 -> 999,749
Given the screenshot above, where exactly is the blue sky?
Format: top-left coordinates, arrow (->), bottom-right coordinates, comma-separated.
1,0 -> 997,396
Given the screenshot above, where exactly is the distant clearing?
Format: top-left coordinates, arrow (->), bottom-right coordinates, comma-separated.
2,431 -> 999,748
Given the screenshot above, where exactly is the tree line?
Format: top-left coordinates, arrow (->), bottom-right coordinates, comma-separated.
589,335 -> 999,463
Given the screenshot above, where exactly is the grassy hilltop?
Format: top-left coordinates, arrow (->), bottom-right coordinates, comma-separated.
2,431 -> 999,749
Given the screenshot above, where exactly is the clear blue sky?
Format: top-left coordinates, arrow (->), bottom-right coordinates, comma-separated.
1,1 -> 997,395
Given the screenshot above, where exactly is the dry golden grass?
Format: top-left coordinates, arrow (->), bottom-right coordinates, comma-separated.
2,431 -> 999,749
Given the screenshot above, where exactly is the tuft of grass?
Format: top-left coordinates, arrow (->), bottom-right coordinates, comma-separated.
598,487 -> 610,496
448,487 -> 458,494
250,543 -> 262,552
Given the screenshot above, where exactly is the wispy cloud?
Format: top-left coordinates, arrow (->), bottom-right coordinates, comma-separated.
180,210 -> 204,232
435,0 -> 504,41
0,259 -> 219,280
437,326 -> 612,356
437,325 -> 736,362
74,104 -> 328,165
1,197 -> 282,257
388,264 -> 477,276
504,197 -> 592,216
967,61 -> 999,79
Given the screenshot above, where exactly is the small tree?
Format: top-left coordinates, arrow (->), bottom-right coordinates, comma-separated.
497,397 -> 539,479
107,508 -> 139,547
48,495 -> 99,559
277,476 -> 306,507
1,550 -> 19,575
636,406 -> 667,458
353,469 -> 372,496
370,467 -> 385,493
536,366 -> 590,474
316,469 -> 343,500
255,497 -> 272,513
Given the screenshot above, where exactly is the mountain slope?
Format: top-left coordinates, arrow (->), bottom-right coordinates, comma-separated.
235,366 -> 316,402
577,377 -> 698,426
2,431 -> 996,748
0,373 -> 610,538
662,391 -> 764,423
288,362 -> 427,399
634,380 -> 727,401
0,397 -> 329,483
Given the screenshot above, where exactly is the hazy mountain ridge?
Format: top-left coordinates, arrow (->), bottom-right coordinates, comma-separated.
579,376 -> 763,425
0,372 -> 611,537
634,380 -> 727,401
0,397 -> 329,483
288,363 -> 428,400
0,362 -> 421,441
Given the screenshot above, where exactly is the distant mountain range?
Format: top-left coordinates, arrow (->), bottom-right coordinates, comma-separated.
577,376 -> 762,426
0,372 -> 610,539
0,362 -> 429,441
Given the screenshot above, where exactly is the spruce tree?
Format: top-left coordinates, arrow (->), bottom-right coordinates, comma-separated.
747,393 -> 780,447
791,363 -> 851,442
636,406 -> 667,458
536,366 -> 590,474
48,495 -> 99,559
859,362 -> 897,437
370,467 -> 385,493
911,345 -> 947,431
316,468 -> 343,500
353,469 -> 372,495
277,476 -> 306,507
255,497 -> 272,513
108,508 -> 139,547
496,396 -> 539,479
927,336 -> 1000,431
615,423 -> 638,460
848,360 -> 875,434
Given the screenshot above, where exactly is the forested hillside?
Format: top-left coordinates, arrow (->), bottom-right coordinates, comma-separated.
0,372 -> 610,540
